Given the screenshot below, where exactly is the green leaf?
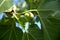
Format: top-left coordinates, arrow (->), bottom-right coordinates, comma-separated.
22,24 -> 43,40
0,17 -> 23,40
0,0 -> 60,40
25,0 -> 44,9
28,24 -> 43,40
38,11 -> 60,40
51,10 -> 60,19
22,32 -> 29,40
40,0 -> 60,10
39,10 -> 54,18
0,0 -> 13,13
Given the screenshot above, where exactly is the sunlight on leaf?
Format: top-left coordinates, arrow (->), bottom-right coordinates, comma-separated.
0,0 -> 13,13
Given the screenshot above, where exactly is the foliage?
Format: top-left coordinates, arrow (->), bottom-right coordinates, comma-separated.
0,0 -> 60,40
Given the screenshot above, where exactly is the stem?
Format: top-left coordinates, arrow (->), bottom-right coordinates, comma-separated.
21,9 -> 53,14
13,13 -> 24,29
37,11 -> 51,40
22,9 -> 38,14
